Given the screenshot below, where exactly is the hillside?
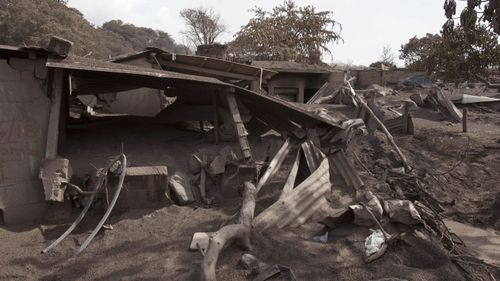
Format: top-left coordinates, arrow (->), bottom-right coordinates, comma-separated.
0,0 -> 189,58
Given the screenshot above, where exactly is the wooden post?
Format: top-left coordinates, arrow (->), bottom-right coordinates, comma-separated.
45,69 -> 65,159
225,89 -> 252,160
402,102 -> 410,134
462,108 -> 468,133
213,93 -> 219,144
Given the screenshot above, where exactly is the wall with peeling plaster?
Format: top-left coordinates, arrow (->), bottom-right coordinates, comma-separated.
0,57 -> 50,225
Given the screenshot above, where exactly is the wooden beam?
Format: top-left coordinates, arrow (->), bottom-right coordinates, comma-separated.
225,91 -> 252,160
158,58 -> 257,81
213,93 -> 219,144
45,69 -> 65,159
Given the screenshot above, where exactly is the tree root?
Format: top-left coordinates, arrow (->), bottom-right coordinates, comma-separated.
201,181 -> 257,281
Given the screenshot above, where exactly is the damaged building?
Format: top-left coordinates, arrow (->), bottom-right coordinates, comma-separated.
1,36 -> 499,281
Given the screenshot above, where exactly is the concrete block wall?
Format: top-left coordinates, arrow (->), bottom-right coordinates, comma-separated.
384,70 -> 426,84
355,69 -> 426,88
356,69 -> 383,88
0,57 -> 50,225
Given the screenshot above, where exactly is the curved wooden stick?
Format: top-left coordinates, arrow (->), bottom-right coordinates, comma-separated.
201,181 -> 257,281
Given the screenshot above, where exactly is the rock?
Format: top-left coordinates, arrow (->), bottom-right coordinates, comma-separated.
168,171 -> 194,205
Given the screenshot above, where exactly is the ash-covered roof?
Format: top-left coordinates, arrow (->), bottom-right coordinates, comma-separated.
251,61 -> 337,74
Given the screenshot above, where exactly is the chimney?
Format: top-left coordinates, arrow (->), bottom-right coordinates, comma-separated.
195,44 -> 227,59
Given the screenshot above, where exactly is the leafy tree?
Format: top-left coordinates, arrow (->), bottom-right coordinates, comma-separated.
400,26 -> 499,82
180,7 -> 227,46
443,0 -> 499,34
228,0 -> 342,64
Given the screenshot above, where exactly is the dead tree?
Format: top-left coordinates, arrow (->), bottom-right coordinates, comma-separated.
201,181 -> 257,281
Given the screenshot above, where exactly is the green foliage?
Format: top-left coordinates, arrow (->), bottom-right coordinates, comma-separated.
443,0 -> 499,34
400,26 -> 500,82
0,0 -> 189,58
180,7 -> 227,46
229,0 -> 342,64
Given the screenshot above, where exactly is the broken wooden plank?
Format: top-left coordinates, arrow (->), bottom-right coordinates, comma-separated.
225,90 -> 252,160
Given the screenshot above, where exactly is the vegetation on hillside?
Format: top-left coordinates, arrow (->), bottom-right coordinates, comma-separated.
0,0 -> 189,58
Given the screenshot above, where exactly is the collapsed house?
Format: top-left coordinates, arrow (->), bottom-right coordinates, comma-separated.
1,37 -> 498,281
0,37 -> 350,225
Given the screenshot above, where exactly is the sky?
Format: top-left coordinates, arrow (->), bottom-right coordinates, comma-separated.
67,0 -> 467,67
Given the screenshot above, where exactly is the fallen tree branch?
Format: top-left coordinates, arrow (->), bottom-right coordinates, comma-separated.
201,181 -> 257,281
344,80 -> 411,172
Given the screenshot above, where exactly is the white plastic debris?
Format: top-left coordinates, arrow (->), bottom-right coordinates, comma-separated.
383,200 -> 422,225
312,231 -> 329,243
350,191 -> 383,226
364,229 -> 386,257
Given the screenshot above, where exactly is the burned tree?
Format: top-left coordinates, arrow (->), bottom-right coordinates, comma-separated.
180,7 -> 227,46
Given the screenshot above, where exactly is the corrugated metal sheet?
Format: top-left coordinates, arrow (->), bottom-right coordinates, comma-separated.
126,166 -> 168,176
253,158 -> 331,231
307,82 -> 338,104
111,47 -> 277,80
47,56 -> 344,132
329,149 -> 363,190
384,115 -> 414,135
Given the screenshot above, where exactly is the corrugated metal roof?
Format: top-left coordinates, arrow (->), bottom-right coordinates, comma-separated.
0,44 -> 62,59
111,47 -> 277,81
251,61 -> 336,74
46,55 -> 344,133
329,149 -> 363,190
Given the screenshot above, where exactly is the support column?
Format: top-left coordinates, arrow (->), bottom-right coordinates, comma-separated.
224,89 -> 252,160
45,69 -> 65,159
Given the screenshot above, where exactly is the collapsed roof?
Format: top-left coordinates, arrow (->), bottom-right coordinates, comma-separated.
46,55 -> 344,136
111,47 -> 277,82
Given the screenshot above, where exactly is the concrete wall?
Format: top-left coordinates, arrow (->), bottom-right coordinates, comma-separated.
356,69 -> 426,88
356,69 -> 383,88
384,69 -> 426,84
0,57 -> 50,225
80,57 -> 166,117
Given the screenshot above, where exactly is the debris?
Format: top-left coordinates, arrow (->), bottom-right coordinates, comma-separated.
459,94 -> 500,104
240,254 -> 297,281
383,200 -> 422,225
190,232 -> 211,254
254,158 -> 331,230
312,231 -> 329,243
364,229 -> 386,258
410,92 -> 426,106
39,158 -> 72,202
345,80 -> 412,171
350,191 -> 384,227
42,154 -> 127,255
427,88 -> 462,123
76,154 -> 127,255
168,171 -> 195,205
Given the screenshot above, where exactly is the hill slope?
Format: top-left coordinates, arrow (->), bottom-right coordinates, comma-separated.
0,0 -> 189,58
